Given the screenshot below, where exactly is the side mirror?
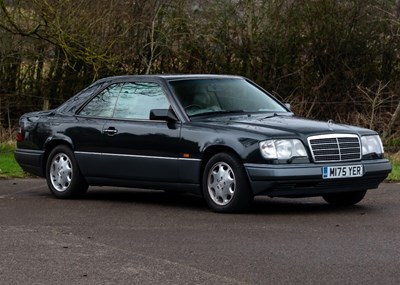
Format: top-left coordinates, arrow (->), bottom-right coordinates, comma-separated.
150,108 -> 178,122
284,103 -> 291,111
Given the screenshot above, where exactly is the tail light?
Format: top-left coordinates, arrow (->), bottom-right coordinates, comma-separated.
16,128 -> 23,142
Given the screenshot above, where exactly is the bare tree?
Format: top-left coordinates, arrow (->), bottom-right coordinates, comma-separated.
0,0 -> 399,141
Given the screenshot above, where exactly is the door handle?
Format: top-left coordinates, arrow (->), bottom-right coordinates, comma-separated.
103,127 -> 118,135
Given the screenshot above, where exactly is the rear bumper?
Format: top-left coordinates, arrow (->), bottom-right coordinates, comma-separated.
14,149 -> 45,177
245,159 -> 392,197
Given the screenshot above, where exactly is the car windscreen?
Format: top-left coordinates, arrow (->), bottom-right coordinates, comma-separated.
168,78 -> 288,117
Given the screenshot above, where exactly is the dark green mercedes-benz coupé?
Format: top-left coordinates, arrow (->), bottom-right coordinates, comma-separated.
15,75 -> 392,212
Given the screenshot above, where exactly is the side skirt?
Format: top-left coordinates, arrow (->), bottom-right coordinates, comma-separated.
85,177 -> 202,196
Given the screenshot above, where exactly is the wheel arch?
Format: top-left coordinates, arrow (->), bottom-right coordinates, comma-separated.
200,145 -> 254,212
200,145 -> 247,184
42,136 -> 74,174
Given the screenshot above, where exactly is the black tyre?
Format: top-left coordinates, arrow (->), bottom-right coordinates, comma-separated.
202,152 -> 253,213
46,145 -> 88,199
322,190 -> 367,206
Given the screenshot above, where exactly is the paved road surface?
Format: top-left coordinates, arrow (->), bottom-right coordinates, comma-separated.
0,179 -> 399,284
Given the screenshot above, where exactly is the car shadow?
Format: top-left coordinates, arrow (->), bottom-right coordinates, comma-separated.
250,196 -> 371,215
70,186 -> 372,215
82,187 -> 209,212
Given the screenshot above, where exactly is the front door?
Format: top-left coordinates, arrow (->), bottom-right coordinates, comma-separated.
100,81 -> 180,182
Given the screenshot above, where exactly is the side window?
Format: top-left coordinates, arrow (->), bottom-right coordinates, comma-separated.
60,82 -> 109,114
113,82 -> 170,120
79,83 -> 122,117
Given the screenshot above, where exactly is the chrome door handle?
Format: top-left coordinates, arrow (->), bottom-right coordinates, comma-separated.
103,127 -> 118,135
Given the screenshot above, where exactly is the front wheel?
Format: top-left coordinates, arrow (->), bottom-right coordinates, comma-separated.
46,145 -> 88,199
202,152 -> 253,213
322,190 -> 367,206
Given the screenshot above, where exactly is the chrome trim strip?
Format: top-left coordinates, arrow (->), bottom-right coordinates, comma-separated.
307,134 -> 361,163
75,151 -> 102,156
74,151 -> 201,162
15,149 -> 45,155
102,152 -> 178,160
177,158 -> 201,162
308,134 -> 359,140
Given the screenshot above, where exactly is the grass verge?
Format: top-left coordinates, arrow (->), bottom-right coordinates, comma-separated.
0,142 -> 399,181
0,143 -> 27,179
387,153 -> 400,182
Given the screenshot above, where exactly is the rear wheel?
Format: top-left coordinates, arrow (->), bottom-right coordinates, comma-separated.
202,152 -> 253,213
46,145 -> 88,199
322,190 -> 367,206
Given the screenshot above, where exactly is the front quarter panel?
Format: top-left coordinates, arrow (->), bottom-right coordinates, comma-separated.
180,122 -> 265,162
177,123 -> 258,184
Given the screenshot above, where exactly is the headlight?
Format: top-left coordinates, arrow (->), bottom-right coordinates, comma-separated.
361,135 -> 384,156
260,139 -> 307,160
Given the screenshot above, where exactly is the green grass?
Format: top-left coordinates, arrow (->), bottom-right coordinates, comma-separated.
387,155 -> 400,182
0,143 -> 27,179
0,142 -> 400,181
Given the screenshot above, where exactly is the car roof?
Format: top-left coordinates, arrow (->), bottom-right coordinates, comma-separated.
158,74 -> 244,80
94,74 -> 244,84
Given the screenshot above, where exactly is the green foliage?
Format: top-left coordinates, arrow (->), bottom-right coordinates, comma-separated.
0,143 -> 26,178
387,156 -> 400,181
385,138 -> 400,148
0,0 -> 399,138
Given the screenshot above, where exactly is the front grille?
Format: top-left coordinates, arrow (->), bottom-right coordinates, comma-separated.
308,134 -> 361,163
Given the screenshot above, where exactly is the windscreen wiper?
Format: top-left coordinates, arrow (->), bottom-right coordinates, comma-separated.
261,112 -> 292,120
262,113 -> 279,119
190,110 -> 245,117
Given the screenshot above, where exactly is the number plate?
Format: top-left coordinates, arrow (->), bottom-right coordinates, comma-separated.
322,165 -> 363,179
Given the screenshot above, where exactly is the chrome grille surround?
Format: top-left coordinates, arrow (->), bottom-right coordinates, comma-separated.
307,134 -> 361,163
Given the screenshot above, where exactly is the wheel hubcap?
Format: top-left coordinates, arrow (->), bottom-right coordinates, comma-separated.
50,153 -> 72,192
207,162 -> 235,206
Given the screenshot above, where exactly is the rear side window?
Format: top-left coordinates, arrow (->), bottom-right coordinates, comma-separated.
79,83 -> 123,117
57,82 -> 108,114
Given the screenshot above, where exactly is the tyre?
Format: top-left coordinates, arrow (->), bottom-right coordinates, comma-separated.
46,145 -> 88,199
322,190 -> 367,206
202,152 -> 253,213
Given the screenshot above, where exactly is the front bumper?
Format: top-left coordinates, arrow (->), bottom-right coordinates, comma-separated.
245,159 -> 392,197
